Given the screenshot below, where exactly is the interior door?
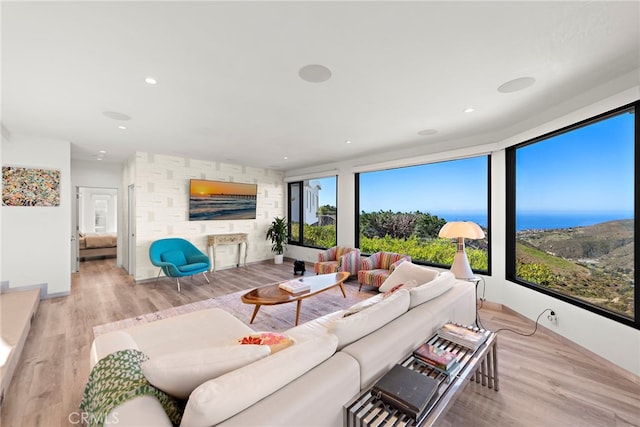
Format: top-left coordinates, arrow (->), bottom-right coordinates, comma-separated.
127,184 -> 136,276
71,186 -> 80,272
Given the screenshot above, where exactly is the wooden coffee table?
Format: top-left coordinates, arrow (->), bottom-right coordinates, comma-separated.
241,272 -> 349,326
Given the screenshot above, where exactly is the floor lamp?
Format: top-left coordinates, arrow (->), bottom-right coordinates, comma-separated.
438,221 -> 485,279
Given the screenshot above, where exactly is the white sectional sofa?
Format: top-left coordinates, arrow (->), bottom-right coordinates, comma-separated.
89,268 -> 476,427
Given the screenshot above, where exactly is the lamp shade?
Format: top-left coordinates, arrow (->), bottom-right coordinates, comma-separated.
438,221 -> 484,279
438,221 -> 485,240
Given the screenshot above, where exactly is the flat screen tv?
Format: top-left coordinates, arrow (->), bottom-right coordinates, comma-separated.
189,179 -> 257,221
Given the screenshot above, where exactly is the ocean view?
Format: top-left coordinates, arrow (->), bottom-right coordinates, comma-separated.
189,195 -> 257,220
432,211 -> 633,232
515,212 -> 633,232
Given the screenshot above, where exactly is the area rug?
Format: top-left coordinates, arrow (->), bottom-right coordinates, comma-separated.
93,281 -> 375,337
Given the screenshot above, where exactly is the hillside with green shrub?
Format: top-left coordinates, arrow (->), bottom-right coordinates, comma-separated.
296,210 -> 488,270
516,219 -> 634,318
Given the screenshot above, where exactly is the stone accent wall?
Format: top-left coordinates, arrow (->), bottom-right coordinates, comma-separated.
133,152 -> 284,281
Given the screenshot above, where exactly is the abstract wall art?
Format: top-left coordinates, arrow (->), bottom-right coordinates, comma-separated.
2,166 -> 61,207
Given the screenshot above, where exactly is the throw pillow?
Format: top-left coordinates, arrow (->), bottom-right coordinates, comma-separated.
408,271 -> 457,308
238,332 -> 294,354
383,279 -> 418,298
141,344 -> 270,399
378,261 -> 440,293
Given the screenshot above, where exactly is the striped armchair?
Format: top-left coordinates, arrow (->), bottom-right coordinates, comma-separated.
357,251 -> 412,291
314,246 -> 361,276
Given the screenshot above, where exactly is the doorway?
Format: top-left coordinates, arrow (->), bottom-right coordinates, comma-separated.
75,186 -> 118,269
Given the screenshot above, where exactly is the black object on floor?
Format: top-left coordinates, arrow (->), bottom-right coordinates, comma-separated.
293,260 -> 306,275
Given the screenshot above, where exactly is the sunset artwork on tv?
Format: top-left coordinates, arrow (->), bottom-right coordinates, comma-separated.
189,179 -> 257,220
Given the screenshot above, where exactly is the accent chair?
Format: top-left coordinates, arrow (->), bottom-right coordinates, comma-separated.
149,238 -> 211,292
314,246 -> 361,276
357,251 -> 412,291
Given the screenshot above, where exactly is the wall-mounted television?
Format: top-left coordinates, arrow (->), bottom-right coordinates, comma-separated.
189,179 -> 257,221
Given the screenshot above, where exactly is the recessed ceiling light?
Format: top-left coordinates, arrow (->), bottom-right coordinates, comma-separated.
103,111 -> 131,121
145,77 -> 157,85
417,129 -> 438,136
96,158 -> 103,161
99,150 -> 107,154
463,107 -> 475,113
118,125 -> 127,130
283,156 -> 289,160
298,64 -> 332,83
345,140 -> 352,144
498,76 -> 536,93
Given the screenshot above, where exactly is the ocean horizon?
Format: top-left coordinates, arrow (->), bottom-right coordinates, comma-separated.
430,211 -> 633,232
514,212 -> 633,232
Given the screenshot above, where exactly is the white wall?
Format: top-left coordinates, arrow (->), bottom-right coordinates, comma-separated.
1,135 -> 71,296
0,126 -> 6,283
285,87 -> 640,376
130,152 -> 284,281
71,159 -> 122,188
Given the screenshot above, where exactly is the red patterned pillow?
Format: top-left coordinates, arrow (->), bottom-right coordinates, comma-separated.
383,279 -> 419,298
238,332 -> 294,354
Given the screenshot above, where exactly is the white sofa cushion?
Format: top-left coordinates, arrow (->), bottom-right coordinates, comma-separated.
378,261 -> 440,293
328,289 -> 410,349
141,344 -> 271,399
342,293 -> 384,316
285,310 -> 343,343
123,308 -> 255,358
217,352 -> 361,427
181,333 -> 339,427
90,330 -> 139,367
409,271 -> 457,309
342,280 -> 476,389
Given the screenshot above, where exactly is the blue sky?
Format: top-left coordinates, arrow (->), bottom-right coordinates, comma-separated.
316,177 -> 336,206
316,109 -> 634,224
516,110 -> 634,213
358,156 -> 489,214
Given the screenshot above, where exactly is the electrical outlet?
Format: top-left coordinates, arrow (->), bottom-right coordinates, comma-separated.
547,311 -> 558,325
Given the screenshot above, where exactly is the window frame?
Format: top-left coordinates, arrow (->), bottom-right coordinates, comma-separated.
505,101 -> 639,330
355,155 -> 492,277
287,176 -> 337,250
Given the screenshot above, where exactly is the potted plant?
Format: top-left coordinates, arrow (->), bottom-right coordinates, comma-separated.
266,216 -> 287,264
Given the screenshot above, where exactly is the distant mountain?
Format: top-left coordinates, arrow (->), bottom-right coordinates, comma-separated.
517,219 -> 633,269
516,219 -> 634,317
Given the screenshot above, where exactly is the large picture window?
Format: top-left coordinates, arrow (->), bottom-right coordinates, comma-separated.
356,156 -> 490,274
506,102 -> 637,329
288,176 -> 337,249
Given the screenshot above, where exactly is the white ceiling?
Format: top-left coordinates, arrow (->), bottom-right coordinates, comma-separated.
2,1 -> 639,170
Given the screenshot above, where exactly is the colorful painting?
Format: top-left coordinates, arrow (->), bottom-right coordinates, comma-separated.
189,179 -> 257,220
2,166 -> 61,207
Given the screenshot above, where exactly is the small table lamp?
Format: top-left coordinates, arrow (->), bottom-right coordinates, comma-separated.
438,221 -> 485,279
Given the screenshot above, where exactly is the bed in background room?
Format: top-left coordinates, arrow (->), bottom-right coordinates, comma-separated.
79,232 -> 117,260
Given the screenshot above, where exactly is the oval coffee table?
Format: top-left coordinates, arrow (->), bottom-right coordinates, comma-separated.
241,272 -> 350,326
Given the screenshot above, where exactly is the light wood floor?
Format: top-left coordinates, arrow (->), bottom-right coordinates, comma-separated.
1,259 -> 638,426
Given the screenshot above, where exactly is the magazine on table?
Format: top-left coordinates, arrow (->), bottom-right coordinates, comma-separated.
436,323 -> 490,350
278,279 -> 310,293
413,343 -> 458,371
